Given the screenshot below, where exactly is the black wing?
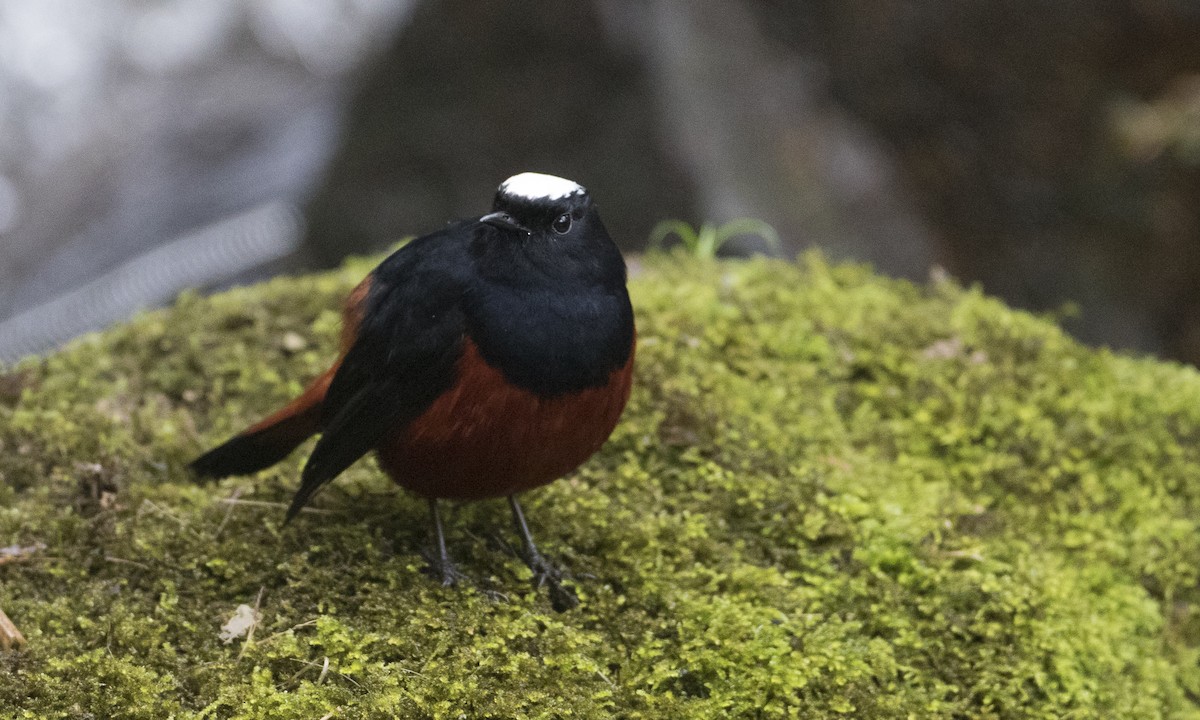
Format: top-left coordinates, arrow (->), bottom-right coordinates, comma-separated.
285,238 -> 469,521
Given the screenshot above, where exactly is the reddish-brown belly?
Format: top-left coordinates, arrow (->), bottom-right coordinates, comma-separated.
376,339 -> 634,499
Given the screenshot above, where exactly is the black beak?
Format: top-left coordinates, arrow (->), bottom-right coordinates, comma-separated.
480,211 -> 530,234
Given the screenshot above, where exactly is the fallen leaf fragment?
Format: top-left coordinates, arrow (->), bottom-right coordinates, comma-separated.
0,542 -> 46,566
0,608 -> 26,650
220,603 -> 261,644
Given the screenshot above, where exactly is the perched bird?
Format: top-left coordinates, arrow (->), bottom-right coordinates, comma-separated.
191,173 -> 635,609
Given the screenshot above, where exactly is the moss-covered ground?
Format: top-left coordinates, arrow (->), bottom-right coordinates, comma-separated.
3,253 -> 1200,718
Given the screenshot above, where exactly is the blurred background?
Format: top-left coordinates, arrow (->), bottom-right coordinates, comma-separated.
1,1 -> 1199,365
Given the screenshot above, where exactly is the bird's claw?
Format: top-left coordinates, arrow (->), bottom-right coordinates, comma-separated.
420,548 -> 469,587
547,582 -> 579,612
523,551 -> 579,611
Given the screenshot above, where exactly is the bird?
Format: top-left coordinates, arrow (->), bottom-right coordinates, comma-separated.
190,172 -> 635,609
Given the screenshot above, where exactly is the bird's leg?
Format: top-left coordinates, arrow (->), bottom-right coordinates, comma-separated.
422,498 -> 466,586
508,495 -> 578,611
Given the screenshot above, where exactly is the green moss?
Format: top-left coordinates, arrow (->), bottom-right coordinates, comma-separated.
3,252 -> 1200,718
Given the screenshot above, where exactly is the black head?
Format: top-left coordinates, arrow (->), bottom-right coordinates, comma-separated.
481,172 -> 596,238
476,172 -> 624,288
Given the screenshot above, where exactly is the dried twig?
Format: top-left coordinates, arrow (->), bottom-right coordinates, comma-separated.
216,498 -> 335,515
105,555 -> 151,570
238,587 -> 266,659
256,618 -> 318,647
213,487 -> 244,538
141,499 -> 183,523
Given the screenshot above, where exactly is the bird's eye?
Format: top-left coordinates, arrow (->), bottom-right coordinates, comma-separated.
552,213 -> 572,234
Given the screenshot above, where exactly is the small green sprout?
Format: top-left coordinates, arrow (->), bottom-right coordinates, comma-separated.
648,218 -> 781,258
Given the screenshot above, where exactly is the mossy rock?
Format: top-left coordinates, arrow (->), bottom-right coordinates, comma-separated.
2,252 -> 1200,718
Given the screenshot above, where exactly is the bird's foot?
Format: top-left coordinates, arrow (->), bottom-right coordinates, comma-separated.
522,550 -> 579,612
506,496 -> 579,611
420,548 -> 469,587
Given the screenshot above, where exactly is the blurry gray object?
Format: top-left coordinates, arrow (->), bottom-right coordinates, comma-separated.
0,0 -> 414,361
594,0 -> 936,272
0,202 -> 301,363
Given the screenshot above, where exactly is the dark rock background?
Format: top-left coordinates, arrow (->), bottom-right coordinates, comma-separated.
302,0 -> 697,267
786,0 -> 1200,360
1,0 -> 1199,365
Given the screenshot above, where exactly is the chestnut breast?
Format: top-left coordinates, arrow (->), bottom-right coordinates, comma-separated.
376,338 -> 634,499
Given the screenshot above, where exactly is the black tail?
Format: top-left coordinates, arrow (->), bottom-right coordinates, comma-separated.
190,420 -> 313,480
190,368 -> 333,481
